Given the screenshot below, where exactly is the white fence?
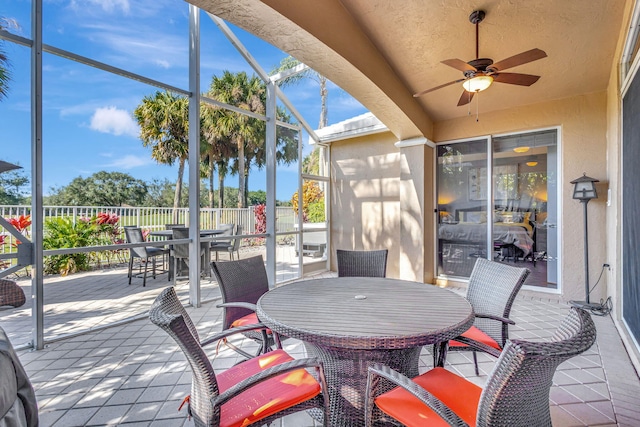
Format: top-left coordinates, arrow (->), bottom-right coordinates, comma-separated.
0,205 -> 297,253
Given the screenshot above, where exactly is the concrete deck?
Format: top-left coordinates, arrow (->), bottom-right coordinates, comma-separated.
2,257 -> 640,426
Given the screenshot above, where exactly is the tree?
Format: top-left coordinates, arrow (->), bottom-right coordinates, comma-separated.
46,171 -> 147,206
208,71 -> 265,208
143,178 -> 178,207
0,168 -> 29,204
291,180 -> 325,223
271,56 -> 329,128
134,91 -> 191,218
0,18 -> 16,101
201,104 -> 237,208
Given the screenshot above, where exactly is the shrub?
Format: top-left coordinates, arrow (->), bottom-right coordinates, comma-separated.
42,212 -> 122,275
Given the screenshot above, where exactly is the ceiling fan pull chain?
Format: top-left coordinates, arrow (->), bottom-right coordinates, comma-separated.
468,92 -> 471,116
476,91 -> 480,122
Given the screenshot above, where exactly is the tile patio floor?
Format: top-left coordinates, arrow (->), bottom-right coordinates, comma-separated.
4,265 -> 640,426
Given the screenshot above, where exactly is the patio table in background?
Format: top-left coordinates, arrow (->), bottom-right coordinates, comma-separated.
256,277 -> 474,427
149,229 -> 224,279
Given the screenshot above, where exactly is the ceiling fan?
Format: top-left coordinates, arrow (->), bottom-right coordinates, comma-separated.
413,10 -> 547,107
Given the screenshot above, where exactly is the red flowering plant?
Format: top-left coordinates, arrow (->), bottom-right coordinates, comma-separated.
250,204 -> 266,246
7,214 -> 31,246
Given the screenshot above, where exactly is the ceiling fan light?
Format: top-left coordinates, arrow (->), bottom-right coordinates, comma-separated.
513,146 -> 530,153
463,75 -> 494,92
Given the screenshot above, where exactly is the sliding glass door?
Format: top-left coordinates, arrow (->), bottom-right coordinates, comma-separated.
436,129 -> 558,290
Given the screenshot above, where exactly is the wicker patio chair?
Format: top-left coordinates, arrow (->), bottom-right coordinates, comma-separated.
171,227 -> 206,281
434,257 -> 530,375
0,278 -> 26,308
365,307 -> 597,427
336,249 -> 388,277
149,286 -> 330,427
125,227 -> 169,287
210,225 -> 243,261
211,255 -> 277,358
0,326 -> 38,426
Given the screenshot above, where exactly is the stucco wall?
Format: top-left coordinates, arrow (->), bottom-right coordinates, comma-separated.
433,92 -> 609,302
330,132 -> 401,278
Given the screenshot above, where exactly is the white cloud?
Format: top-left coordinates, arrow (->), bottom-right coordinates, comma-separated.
89,106 -> 139,137
154,59 -> 170,69
104,155 -> 152,169
69,0 -> 130,15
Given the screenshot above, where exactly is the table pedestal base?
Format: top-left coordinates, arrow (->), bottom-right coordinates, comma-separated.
304,343 -> 421,427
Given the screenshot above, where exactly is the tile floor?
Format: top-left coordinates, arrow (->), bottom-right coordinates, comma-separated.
10,279 -> 640,426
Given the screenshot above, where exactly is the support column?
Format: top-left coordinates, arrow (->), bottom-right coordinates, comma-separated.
187,4 -> 201,306
395,137 -> 435,283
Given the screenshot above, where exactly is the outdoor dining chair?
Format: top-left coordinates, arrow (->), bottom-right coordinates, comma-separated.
124,227 -> 169,287
0,278 -> 26,308
210,225 -> 243,261
336,249 -> 388,277
149,286 -> 330,427
211,255 -> 276,358
171,227 -> 207,281
165,223 -> 185,229
433,257 -> 530,375
210,223 -> 235,261
365,307 -> 596,427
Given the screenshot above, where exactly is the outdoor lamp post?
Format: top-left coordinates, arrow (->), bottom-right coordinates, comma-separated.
570,173 -> 599,309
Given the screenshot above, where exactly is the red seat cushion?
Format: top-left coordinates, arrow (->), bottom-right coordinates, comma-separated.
375,367 -> 481,427
230,313 -> 273,335
216,349 -> 321,427
448,325 -> 502,350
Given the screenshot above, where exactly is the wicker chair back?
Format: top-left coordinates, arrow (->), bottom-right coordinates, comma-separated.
211,255 -> 268,330
336,249 -> 388,278
466,258 -> 530,346
477,307 -> 596,426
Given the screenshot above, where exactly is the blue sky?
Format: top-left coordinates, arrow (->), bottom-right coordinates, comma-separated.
0,0 -> 368,202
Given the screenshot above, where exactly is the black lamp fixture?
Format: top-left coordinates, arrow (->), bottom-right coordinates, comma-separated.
569,173 -> 600,309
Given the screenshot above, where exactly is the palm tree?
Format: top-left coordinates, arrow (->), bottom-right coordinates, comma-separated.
271,56 -> 330,177
201,103 -> 237,208
271,56 -> 329,128
134,91 -> 190,219
0,18 -> 14,101
208,71 -> 265,208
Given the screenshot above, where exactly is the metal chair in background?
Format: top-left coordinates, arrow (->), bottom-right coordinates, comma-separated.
210,225 -> 243,261
209,223 -> 235,261
170,227 -> 206,281
124,227 -> 169,287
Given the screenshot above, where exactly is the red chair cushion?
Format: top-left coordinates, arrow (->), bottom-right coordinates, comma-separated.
216,349 -> 321,427
448,325 -> 502,350
375,367 -> 481,427
230,313 -> 273,335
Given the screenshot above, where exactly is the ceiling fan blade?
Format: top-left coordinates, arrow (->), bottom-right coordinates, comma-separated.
490,48 -> 547,71
413,78 -> 466,97
493,72 -> 541,86
442,58 -> 477,72
457,90 -> 475,106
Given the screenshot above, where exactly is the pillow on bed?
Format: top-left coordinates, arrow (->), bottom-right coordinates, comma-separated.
500,212 -> 523,224
464,211 -> 487,224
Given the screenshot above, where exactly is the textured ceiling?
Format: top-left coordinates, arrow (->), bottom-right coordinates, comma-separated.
189,0 -> 627,139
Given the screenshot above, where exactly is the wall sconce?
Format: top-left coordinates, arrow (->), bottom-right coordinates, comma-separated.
569,173 -> 600,309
